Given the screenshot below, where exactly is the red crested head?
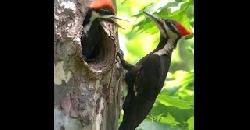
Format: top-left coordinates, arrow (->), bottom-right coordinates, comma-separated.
175,21 -> 192,37
89,0 -> 115,13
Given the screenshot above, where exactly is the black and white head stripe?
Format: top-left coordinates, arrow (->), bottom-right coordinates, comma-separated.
82,9 -> 114,34
153,19 -> 168,38
153,19 -> 180,39
165,20 -> 179,34
83,8 -> 123,34
83,8 -> 114,27
143,12 -> 180,39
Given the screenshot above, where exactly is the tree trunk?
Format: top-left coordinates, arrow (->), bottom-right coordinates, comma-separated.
54,0 -> 124,130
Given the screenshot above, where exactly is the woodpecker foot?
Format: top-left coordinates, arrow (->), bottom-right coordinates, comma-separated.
80,55 -> 87,62
117,49 -> 134,71
117,49 -> 124,59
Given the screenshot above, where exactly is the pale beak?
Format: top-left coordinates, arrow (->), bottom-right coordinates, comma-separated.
143,11 -> 162,26
100,15 -> 129,30
143,11 -> 167,38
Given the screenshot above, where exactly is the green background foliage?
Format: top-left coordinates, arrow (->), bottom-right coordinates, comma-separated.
117,0 -> 194,130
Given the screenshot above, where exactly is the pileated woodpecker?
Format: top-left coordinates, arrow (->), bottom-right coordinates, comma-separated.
118,12 -> 192,130
81,0 -> 119,61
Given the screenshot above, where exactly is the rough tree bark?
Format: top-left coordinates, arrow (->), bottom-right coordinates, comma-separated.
54,0 -> 125,130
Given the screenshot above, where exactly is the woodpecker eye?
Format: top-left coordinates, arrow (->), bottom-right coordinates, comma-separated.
165,20 -> 179,35
97,9 -> 114,15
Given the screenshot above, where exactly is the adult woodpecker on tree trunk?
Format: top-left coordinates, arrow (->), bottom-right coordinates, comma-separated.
81,0 -> 122,61
118,12 -> 192,130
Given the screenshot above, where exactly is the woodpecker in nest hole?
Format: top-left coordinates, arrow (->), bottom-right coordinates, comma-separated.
118,12 -> 192,130
81,0 -> 123,62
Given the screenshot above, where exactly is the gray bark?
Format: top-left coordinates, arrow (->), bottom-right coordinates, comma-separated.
54,0 -> 124,130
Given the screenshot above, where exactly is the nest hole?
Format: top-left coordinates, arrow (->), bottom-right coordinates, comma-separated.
82,22 -> 116,72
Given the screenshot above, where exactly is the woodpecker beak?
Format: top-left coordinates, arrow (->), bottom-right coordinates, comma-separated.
143,11 -> 162,27
102,15 -> 130,22
100,15 -> 129,30
143,11 -> 168,38
144,11 -> 193,39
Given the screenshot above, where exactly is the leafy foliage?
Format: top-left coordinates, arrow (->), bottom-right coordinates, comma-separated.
117,0 -> 194,129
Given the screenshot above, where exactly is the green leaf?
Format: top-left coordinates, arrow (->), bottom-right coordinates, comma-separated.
187,116 -> 194,130
132,18 -> 152,32
148,102 -> 168,118
147,103 -> 193,129
157,93 -> 193,109
160,113 -> 179,126
133,3 -> 154,17
136,119 -> 181,130
165,86 -> 180,95
164,106 -> 193,124
127,41 -> 145,57
167,2 -> 179,7
157,7 -> 172,18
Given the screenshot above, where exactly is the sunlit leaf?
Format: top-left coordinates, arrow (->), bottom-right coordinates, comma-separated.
157,93 -> 193,109
187,116 -> 194,130
164,106 -> 193,124
136,119 -> 180,130
160,113 -> 179,126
